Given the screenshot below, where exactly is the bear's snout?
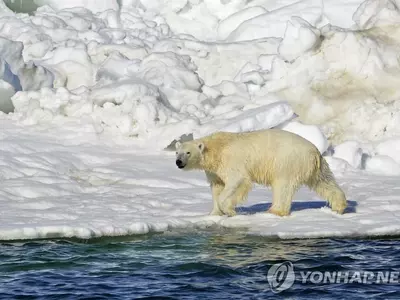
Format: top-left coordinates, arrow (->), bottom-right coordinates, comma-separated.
176,159 -> 185,169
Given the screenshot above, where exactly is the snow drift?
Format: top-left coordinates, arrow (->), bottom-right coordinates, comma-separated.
0,0 -> 399,152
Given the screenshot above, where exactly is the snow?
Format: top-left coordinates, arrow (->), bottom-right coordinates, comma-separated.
226,0 -> 324,42
217,6 -> 268,40
0,118 -> 399,241
0,79 -> 14,113
278,17 -> 321,62
374,138 -> 400,165
363,138 -> 400,175
332,141 -> 364,169
34,0 -> 119,14
364,155 -> 400,176
276,120 -> 328,154
0,0 -> 399,240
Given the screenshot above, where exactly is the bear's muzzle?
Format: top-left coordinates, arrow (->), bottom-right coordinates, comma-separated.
176,159 -> 185,169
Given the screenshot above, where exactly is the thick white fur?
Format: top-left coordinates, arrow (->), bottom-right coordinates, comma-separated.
175,129 -> 347,217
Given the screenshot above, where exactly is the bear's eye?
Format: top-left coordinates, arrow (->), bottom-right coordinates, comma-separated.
186,152 -> 191,155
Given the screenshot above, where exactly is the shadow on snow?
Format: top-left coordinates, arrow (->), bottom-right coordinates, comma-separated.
237,200 -> 358,215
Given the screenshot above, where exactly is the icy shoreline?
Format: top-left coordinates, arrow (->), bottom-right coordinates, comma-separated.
0,117 -> 399,241
0,0 -> 400,240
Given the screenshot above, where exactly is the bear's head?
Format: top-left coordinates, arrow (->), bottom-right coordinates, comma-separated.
175,141 -> 205,170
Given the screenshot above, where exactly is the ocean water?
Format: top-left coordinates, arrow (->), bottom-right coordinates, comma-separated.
0,229 -> 399,299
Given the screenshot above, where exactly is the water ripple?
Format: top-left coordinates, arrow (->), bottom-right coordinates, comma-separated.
0,232 -> 399,299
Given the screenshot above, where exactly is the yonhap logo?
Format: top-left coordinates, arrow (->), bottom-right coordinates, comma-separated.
267,261 -> 295,293
267,261 -> 400,293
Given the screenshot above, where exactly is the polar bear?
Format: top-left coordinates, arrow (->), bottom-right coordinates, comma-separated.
174,129 -> 347,217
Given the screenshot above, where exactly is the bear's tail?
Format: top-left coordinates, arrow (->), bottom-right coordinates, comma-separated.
309,155 -> 347,214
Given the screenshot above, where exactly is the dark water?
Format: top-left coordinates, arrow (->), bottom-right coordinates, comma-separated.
0,229 -> 399,300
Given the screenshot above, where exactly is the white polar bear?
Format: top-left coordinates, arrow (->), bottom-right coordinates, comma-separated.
174,129 -> 347,217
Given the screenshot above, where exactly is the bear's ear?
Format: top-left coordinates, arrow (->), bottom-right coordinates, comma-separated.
175,141 -> 182,150
198,142 -> 205,153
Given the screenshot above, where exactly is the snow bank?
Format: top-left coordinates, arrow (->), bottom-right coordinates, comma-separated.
1,0 -> 400,171
226,0 -> 323,42
374,138 -> 400,165
34,0 -> 119,14
217,6 -> 268,40
332,141 -> 364,169
0,80 -> 14,112
3,0 -> 118,14
364,155 -> 400,176
276,120 -> 328,154
0,36 -> 54,113
0,0 -> 13,16
151,0 -> 400,147
150,102 -> 297,149
363,138 -> 400,176
261,23 -> 400,142
1,2 -> 300,147
278,17 -> 321,62
325,137 -> 400,176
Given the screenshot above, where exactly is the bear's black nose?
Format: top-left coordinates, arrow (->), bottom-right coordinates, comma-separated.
176,159 -> 184,168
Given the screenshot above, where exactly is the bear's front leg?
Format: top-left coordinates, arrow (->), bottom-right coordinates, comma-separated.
218,186 -> 238,217
221,201 -> 237,217
206,171 -> 224,216
218,176 -> 251,217
210,183 -> 224,216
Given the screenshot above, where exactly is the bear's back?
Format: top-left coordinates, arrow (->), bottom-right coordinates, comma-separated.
205,129 -> 317,151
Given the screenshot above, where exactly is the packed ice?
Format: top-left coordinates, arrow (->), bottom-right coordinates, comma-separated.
0,0 -> 399,240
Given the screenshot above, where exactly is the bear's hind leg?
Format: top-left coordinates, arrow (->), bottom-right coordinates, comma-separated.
268,180 -> 299,217
308,158 -> 347,214
310,180 -> 347,214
